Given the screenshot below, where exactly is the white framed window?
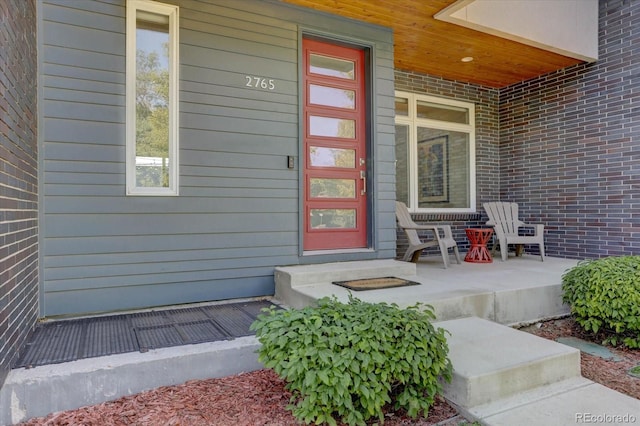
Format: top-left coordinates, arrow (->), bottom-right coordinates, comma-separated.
395,92 -> 476,212
126,0 -> 179,195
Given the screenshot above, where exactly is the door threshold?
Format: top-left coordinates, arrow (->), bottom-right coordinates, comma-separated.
303,248 -> 375,256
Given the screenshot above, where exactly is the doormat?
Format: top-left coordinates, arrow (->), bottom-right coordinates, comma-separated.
332,277 -> 420,291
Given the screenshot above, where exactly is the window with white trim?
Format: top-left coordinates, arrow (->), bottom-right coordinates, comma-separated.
395,92 -> 476,212
126,0 -> 179,195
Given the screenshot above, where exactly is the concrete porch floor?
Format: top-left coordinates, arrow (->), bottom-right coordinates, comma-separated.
275,255 -> 580,326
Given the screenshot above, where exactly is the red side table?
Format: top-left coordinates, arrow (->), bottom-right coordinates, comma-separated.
464,228 -> 494,263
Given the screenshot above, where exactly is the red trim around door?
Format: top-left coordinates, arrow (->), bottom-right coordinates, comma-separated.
302,39 -> 367,250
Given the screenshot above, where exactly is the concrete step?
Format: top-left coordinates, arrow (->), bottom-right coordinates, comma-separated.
435,317 -> 581,409
275,259 -> 415,308
467,377 -> 640,426
0,337 -> 262,425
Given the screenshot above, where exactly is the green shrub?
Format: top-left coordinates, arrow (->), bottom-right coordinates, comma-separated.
562,256 -> 640,348
250,295 -> 452,426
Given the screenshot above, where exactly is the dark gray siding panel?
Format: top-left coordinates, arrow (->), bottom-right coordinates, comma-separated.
45,276 -> 276,315
41,0 -> 394,316
46,232 -> 297,257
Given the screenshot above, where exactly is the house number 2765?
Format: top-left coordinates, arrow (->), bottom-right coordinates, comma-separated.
245,76 -> 275,90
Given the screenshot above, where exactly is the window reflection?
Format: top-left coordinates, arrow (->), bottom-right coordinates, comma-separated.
310,178 -> 356,198
417,100 -> 468,124
310,85 -> 355,109
309,54 -> 354,79
395,97 -> 409,116
394,92 -> 474,210
310,209 -> 356,229
394,124 -> 410,205
309,116 -> 355,138
310,147 -> 355,168
136,14 -> 170,188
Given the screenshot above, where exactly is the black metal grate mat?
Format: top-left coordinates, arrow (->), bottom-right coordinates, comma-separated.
14,300 -> 278,369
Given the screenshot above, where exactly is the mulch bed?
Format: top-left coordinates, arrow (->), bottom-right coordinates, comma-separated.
18,369 -> 459,426
520,317 -> 640,400
20,316 -> 639,425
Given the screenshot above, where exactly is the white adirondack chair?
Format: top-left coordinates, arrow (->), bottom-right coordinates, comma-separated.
395,201 -> 461,268
483,202 -> 545,261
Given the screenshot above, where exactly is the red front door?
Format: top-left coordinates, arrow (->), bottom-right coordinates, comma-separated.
303,39 -> 368,250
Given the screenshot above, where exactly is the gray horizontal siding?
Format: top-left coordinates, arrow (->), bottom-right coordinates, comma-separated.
45,89 -> 123,110
46,256 -> 294,286
180,114 -> 295,137
44,100 -> 122,123
44,212 -> 298,237
45,0 -> 124,18
43,2 -> 124,32
42,46 -> 125,75
43,21 -> 123,54
45,276 -> 275,316
45,245 -> 296,269
44,198 -> 298,215
46,231 -> 297,256
40,0 -> 395,316
372,49 -> 398,253
44,63 -> 123,88
181,86 -> 297,113
44,141 -> 122,162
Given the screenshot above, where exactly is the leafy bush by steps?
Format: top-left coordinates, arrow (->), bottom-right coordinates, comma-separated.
562,256 -> 640,348
250,296 -> 452,426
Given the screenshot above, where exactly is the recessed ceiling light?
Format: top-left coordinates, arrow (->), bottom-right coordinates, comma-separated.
461,56 -> 474,63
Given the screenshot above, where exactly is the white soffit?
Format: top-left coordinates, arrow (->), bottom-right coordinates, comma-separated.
435,0 -> 598,62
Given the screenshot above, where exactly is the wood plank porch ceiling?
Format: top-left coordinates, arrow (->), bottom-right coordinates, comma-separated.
282,0 -> 583,88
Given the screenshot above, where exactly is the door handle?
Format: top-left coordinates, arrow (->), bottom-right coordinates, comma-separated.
360,170 -> 366,195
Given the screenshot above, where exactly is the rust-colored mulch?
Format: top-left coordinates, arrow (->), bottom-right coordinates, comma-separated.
20,317 -> 640,425
19,369 -> 460,426
521,317 -> 640,400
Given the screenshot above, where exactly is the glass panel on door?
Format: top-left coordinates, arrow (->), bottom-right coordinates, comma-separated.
309,116 -> 355,138
309,85 -> 356,109
310,178 -> 356,198
309,54 -> 355,79
310,147 -> 356,168
310,209 -> 356,229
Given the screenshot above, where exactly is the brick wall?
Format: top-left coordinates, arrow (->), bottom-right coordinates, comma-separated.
394,71 -> 499,256
0,0 -> 38,387
499,0 -> 640,259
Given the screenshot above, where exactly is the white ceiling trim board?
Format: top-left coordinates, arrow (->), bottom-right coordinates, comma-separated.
435,0 -> 598,62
